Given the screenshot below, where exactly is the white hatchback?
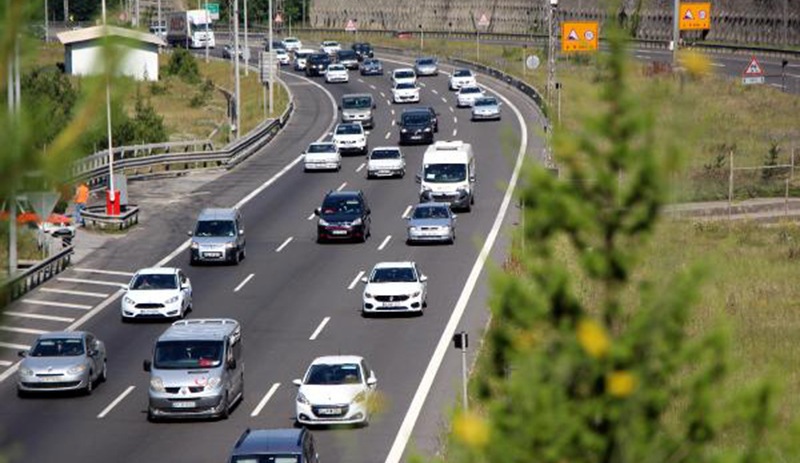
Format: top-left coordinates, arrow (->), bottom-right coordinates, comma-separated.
294,355 -> 377,426
449,68 -> 477,90
361,261 -> 427,316
281,37 -> 302,51
332,122 -> 368,155
121,267 -> 192,321
366,147 -> 405,179
392,82 -> 420,104
391,68 -> 417,86
320,40 -> 342,55
325,64 -> 349,83
456,85 -> 486,107
304,142 -> 341,171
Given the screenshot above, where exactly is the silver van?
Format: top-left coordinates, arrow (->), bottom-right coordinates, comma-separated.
339,93 -> 376,129
143,318 -> 244,421
188,208 -> 246,265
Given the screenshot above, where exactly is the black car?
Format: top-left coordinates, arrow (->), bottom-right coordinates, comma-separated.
315,190 -> 371,242
421,106 -> 439,133
398,108 -> 436,145
305,53 -> 331,77
352,42 -> 374,60
336,49 -> 360,69
229,428 -> 318,463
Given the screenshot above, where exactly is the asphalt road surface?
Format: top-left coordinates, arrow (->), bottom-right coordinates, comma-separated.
0,48 -> 545,463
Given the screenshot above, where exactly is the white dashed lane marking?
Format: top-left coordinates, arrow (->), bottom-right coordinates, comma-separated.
251,383 -> 281,417
276,237 -> 294,253
348,271 -> 365,290
309,317 -> 331,341
378,235 -> 392,251
97,386 -> 136,419
234,274 -> 255,292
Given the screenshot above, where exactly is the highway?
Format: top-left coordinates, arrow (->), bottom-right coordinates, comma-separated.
0,47 -> 545,462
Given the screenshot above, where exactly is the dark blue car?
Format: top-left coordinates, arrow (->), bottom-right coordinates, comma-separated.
360,58 -> 384,76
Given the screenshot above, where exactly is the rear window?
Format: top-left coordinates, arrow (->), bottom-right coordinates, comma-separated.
232,456 -> 299,463
454,69 -> 472,77
338,51 -> 357,60
308,144 -> 336,153
371,149 -> 401,160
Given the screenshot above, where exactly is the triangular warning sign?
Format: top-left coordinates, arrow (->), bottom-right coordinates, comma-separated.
345,19 -> 357,32
478,13 -> 490,27
274,12 -> 283,24
743,56 -> 763,76
567,30 -> 579,41
683,9 -> 694,20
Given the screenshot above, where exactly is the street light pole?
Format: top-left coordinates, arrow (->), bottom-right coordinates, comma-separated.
233,0 -> 241,137
102,0 -> 116,212
205,0 -> 210,63
44,0 -> 49,43
672,0 -> 679,64
268,0 -> 274,115
244,0 -> 249,76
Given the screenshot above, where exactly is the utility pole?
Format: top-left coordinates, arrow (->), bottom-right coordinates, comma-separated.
135,0 -> 140,27
672,0 -> 680,64
102,0 -> 117,214
268,0 -> 274,115
233,0 -> 241,137
7,35 -> 20,278
63,0 -> 68,22
205,0 -> 210,63
547,0 -> 558,105
45,0 -> 49,42
244,0 -> 249,76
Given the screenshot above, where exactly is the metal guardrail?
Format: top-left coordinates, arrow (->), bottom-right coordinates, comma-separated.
3,245 -> 74,303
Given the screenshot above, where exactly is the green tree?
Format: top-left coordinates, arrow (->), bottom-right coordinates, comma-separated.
21,66 -> 78,149
431,7 -> 790,463
130,92 -> 166,145
165,48 -> 200,84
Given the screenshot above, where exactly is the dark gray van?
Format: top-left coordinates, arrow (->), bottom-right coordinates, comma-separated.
188,207 -> 246,265
144,318 -> 244,421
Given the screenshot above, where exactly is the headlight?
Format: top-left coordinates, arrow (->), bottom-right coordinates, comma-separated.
411,291 -> 421,298
422,186 -> 432,193
351,218 -> 363,226
423,127 -> 431,132
318,218 -> 329,226
224,242 -> 235,249
19,367 -> 34,377
123,296 -> 136,305
190,242 -> 199,249
359,138 -> 366,144
401,128 -> 408,133
296,392 -> 310,405
150,376 -> 165,392
205,377 -> 222,390
352,391 -> 367,403
67,364 -> 87,375
165,295 -> 180,304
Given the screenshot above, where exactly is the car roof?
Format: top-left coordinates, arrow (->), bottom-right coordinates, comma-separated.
158,319 -> 241,342
233,428 -> 305,455
197,208 -> 238,221
134,267 -> 179,275
371,146 -> 401,152
311,355 -> 365,365
38,331 -> 85,340
342,93 -> 373,99
394,67 -> 415,73
373,261 -> 415,269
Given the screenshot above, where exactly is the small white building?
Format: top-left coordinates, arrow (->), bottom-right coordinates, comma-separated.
57,26 -> 165,81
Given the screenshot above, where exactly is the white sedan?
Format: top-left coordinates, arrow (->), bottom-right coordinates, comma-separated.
361,261 -> 427,316
449,68 -> 477,90
332,122 -> 368,155
325,64 -> 349,83
391,68 -> 417,86
320,40 -> 341,56
294,355 -> 377,426
392,82 -> 420,104
121,267 -> 192,321
366,147 -> 405,179
456,85 -> 486,107
304,142 -> 341,171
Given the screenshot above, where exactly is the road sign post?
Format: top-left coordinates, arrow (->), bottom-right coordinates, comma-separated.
742,56 -> 765,85
453,331 -> 469,410
205,2 -> 220,20
476,12 -> 489,61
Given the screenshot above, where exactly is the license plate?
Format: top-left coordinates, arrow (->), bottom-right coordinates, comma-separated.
331,230 -> 347,235
382,301 -> 402,307
203,252 -> 222,258
172,401 -> 196,408
318,408 -> 340,415
40,376 -> 62,382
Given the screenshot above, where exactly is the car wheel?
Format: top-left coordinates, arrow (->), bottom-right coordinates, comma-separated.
17,388 -> 28,399
219,392 -> 230,420
232,249 -> 241,265
100,360 -> 108,382
84,372 -> 94,395
147,409 -> 158,422
189,257 -> 196,266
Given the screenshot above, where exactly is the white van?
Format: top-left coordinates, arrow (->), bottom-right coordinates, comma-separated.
143,318 -> 244,421
417,141 -> 475,211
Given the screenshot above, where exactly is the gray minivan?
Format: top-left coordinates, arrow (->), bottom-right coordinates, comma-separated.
143,318 -> 244,421
339,93 -> 376,128
188,208 -> 246,265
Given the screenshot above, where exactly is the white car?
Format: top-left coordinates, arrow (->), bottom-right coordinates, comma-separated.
449,68 -> 477,90
293,48 -> 316,71
275,48 -> 290,65
392,82 -> 420,104
332,122 -> 368,155
366,147 -> 405,179
121,267 -> 192,321
361,261 -> 427,316
304,142 -> 341,171
320,40 -> 342,56
325,63 -> 349,83
456,86 -> 486,107
294,355 -> 377,426
281,37 -> 302,51
471,96 -> 502,120
391,68 -> 417,86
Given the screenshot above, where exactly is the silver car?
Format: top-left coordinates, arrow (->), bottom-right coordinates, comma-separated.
414,57 -> 439,76
471,96 -> 502,121
406,202 -> 457,244
17,331 -> 107,396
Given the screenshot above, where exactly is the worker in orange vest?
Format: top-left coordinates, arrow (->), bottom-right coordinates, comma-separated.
74,182 -> 89,226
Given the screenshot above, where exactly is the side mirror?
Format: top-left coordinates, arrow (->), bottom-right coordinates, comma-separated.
186,230 -> 193,237
143,360 -> 152,372
415,173 -> 422,184
469,175 -> 476,182
361,276 -> 368,284
337,105 -> 342,111
227,358 -> 237,370
314,208 -> 321,216
293,379 -> 303,387
372,103 -> 377,109
17,350 -> 27,358
420,275 -> 428,282
367,376 -> 377,386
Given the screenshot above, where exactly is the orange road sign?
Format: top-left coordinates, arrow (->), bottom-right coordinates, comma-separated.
679,2 -> 711,30
561,22 -> 599,52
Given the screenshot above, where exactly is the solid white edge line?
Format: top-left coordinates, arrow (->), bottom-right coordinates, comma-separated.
348,271 -> 365,290
309,316 -> 331,341
378,235 -> 392,251
0,326 -> 47,335
276,237 -> 294,253
234,273 -> 255,292
97,385 -> 136,419
5,311 -> 75,323
307,213 -> 315,221
401,205 -> 413,219
336,182 -> 347,192
40,288 -> 109,298
251,382 -> 281,417
381,56 -> 529,463
74,268 -> 134,276
356,163 -> 366,173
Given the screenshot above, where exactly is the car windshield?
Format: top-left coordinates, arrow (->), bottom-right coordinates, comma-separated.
424,163 -> 467,183
323,41 -> 338,47
336,124 -> 362,135
396,82 -> 415,90
365,59 -> 380,67
232,456 -> 300,463
474,98 -> 497,106
154,340 -> 224,369
328,65 -> 345,71
131,273 -> 178,290
195,220 -> 236,237
371,267 -> 417,283
402,114 -> 429,125
284,38 -> 298,44
395,70 -> 414,79
309,55 -> 329,63
342,96 -> 372,109
461,87 -> 482,94
30,338 -> 84,357
371,149 -> 400,160
321,198 -> 362,215
338,51 -> 357,60
308,144 -> 336,153
296,52 -> 310,59
454,69 -> 472,77
413,206 -> 449,219
417,58 -> 435,65
305,363 -> 362,385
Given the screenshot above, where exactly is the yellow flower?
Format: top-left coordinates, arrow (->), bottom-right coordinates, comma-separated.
577,318 -> 610,358
679,49 -> 712,78
453,411 -> 490,449
606,371 -> 637,397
